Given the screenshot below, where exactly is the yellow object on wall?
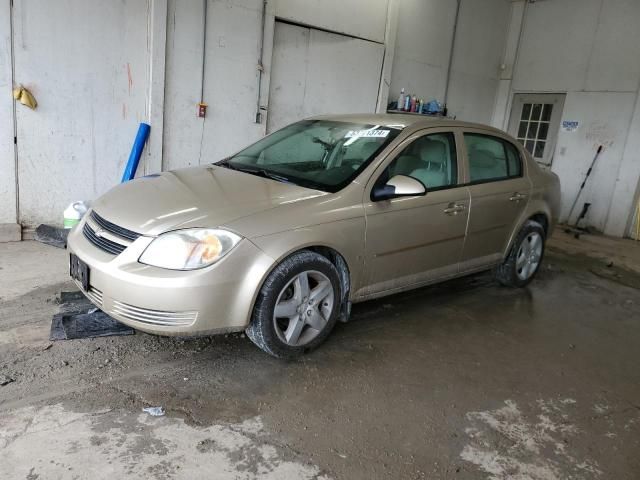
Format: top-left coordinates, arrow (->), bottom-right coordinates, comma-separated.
12,86 -> 37,109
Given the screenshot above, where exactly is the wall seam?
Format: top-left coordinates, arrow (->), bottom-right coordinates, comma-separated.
497,0 -> 528,131
9,0 -> 18,225
443,0 -> 461,107
621,75 -> 640,237
582,0 -> 605,91
375,0 -> 398,113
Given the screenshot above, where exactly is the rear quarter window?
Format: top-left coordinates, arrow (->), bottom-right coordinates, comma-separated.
504,141 -> 523,177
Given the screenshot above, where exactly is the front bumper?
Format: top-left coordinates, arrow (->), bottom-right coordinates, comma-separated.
66,217 -> 275,336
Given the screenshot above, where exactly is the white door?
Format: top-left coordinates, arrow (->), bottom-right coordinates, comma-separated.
11,0 -> 150,226
508,93 -> 565,167
267,22 -> 385,133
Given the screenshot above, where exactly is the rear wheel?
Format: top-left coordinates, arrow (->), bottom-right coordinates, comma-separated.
246,250 -> 341,358
495,220 -> 545,287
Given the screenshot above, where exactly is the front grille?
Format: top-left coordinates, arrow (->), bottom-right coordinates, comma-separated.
111,300 -> 197,326
86,287 -> 103,307
91,211 -> 141,241
83,223 -> 126,255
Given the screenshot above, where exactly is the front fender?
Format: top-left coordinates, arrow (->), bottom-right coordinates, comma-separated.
250,216 -> 365,301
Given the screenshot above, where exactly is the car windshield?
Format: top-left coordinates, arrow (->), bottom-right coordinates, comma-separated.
219,120 -> 402,192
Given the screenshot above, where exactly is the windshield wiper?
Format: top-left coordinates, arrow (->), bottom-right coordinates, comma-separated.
217,159 -> 294,184
228,164 -> 293,184
216,158 -> 236,169
246,168 -> 292,184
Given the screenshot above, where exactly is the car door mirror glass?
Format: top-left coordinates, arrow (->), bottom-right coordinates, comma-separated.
372,175 -> 426,201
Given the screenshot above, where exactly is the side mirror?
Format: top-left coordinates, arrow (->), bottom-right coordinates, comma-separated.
371,174 -> 426,201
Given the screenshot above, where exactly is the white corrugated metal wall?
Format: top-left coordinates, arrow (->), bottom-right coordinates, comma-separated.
0,0 -> 639,239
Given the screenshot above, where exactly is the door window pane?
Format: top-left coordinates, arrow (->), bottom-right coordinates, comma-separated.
516,102 -> 554,158
464,134 -> 508,182
531,104 -> 542,121
538,122 -> 549,140
525,139 -> 535,153
387,133 -> 457,189
517,121 -> 528,138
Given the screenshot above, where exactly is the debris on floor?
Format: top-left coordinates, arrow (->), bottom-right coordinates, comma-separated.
142,406 -> 165,417
1,238 -> 640,479
49,291 -> 135,340
0,374 -> 14,386
34,224 -> 69,249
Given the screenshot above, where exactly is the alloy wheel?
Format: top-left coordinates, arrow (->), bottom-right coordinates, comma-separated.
515,232 -> 543,281
273,270 -> 335,347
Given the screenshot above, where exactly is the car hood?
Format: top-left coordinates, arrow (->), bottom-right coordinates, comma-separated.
91,165 -> 327,237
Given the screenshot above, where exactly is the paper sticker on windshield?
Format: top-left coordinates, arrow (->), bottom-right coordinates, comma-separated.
345,129 -> 390,138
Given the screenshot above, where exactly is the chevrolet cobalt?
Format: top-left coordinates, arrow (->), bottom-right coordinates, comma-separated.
67,114 -> 561,357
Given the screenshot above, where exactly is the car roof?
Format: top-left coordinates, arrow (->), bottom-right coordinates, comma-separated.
308,113 -> 508,136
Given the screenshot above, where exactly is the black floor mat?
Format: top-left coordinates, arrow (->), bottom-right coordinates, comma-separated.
35,224 -> 69,249
50,291 -> 135,340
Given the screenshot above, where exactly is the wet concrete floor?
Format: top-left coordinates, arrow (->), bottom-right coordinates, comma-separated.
0,236 -> 639,479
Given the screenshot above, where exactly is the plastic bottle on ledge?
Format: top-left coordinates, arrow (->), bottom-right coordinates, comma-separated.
410,95 -> 417,112
404,95 -> 411,111
397,88 -> 406,111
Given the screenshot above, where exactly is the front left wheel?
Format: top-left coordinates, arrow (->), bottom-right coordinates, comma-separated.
246,250 -> 341,358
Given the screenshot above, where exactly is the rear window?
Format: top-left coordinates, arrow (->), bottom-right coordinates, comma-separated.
464,133 -> 523,183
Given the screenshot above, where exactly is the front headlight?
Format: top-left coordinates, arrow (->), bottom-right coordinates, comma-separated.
139,228 -> 242,270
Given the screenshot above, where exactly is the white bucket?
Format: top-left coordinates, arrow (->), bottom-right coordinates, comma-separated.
63,201 -> 89,229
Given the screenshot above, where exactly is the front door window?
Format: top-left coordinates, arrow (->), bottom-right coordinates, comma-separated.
386,132 -> 458,190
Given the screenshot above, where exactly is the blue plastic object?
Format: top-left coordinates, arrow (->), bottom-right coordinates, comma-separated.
426,100 -> 440,114
121,123 -> 151,183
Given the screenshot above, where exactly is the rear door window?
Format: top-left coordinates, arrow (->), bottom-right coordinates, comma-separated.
464,133 -> 522,183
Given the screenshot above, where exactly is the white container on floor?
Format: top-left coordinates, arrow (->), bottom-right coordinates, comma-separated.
63,201 -> 89,229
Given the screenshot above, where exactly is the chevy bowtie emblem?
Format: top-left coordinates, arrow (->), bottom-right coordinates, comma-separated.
94,228 -> 105,238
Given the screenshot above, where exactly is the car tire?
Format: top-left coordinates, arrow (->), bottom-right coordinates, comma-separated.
494,220 -> 546,288
246,250 -> 342,358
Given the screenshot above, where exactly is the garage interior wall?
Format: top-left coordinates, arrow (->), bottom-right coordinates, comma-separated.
163,0 -> 390,172
494,0 -> 640,238
0,0 -> 151,236
388,0 -> 511,124
1,0 -> 640,239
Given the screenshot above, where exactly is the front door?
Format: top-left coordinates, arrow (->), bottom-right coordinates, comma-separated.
508,93 -> 565,167
460,131 -> 532,271
361,129 -> 469,297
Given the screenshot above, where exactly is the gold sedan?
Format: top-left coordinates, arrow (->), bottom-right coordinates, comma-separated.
67,114 -> 561,357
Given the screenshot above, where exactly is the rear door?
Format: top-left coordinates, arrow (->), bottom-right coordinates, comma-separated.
460,130 -> 531,271
361,129 -> 469,297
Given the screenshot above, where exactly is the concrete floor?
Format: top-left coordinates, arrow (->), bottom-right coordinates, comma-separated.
1,233 -> 639,479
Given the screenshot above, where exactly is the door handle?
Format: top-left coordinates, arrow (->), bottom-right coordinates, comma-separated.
509,192 -> 528,201
444,203 -> 466,215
